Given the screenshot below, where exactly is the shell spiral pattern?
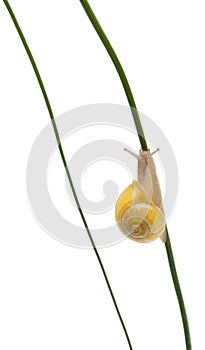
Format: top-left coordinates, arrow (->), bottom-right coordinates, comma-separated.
115,181 -> 165,243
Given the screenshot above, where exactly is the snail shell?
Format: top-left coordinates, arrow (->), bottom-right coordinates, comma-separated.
115,149 -> 166,243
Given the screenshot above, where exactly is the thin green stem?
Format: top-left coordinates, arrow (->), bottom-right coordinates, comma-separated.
79,0 -> 192,349
2,1 -> 133,349
79,0 -> 148,151
165,229 -> 192,349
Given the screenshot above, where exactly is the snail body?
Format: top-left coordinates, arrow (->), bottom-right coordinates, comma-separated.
115,149 -> 166,243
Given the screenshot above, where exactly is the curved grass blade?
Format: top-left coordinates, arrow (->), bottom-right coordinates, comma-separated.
79,1 -> 192,349
2,1 -> 134,349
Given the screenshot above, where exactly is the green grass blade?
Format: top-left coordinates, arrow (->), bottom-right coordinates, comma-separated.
79,0 -> 148,151
2,1 -> 134,349
79,1 -> 192,349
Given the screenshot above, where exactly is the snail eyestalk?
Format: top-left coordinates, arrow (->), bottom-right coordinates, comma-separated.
124,147 -> 140,160
150,148 -> 160,156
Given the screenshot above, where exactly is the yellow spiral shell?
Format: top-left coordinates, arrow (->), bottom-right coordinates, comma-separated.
115,181 -> 165,243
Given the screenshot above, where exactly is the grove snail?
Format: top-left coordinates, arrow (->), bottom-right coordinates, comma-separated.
115,148 -> 166,243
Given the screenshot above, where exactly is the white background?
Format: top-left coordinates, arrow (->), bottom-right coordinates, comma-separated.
0,0 -> 204,349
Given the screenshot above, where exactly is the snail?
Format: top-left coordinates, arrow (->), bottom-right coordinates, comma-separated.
115,148 -> 166,243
